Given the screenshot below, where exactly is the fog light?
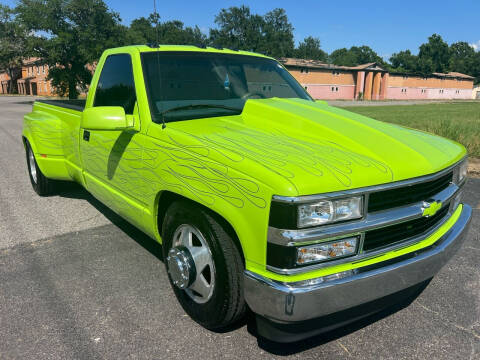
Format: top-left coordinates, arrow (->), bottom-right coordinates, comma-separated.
285,269 -> 356,288
297,237 -> 358,265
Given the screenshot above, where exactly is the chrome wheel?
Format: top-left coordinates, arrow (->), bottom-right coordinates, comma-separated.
28,148 -> 37,184
168,224 -> 216,304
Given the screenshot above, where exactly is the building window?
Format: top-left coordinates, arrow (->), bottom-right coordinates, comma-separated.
42,65 -> 45,74
304,86 -> 308,90
335,87 -> 339,92
331,86 -> 335,91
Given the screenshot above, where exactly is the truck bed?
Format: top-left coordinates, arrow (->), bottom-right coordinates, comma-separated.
36,99 -> 86,112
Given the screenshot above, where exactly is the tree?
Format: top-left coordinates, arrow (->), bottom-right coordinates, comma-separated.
16,0 -> 123,99
0,5 -> 29,93
294,36 -> 327,61
329,45 -> 385,66
209,6 -> 294,58
389,50 -> 417,72
262,8 -> 294,58
418,34 -> 450,73
449,41 -> 476,76
209,6 -> 264,52
329,48 -> 356,66
127,14 -> 206,46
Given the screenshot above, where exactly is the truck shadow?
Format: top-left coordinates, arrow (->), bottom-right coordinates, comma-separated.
53,180 -> 164,263
249,279 -> 431,355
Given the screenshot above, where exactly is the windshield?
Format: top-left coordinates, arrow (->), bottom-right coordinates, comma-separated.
141,51 -> 312,123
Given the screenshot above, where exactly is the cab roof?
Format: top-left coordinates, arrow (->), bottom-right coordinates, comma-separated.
107,44 -> 272,59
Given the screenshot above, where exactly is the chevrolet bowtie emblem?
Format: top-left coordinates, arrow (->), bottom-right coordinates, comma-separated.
422,200 -> 442,217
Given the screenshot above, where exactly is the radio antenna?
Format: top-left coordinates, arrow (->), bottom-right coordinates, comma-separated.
152,0 -> 166,128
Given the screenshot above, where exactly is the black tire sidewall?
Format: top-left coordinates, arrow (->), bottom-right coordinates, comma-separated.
162,201 -> 241,329
25,141 -> 49,196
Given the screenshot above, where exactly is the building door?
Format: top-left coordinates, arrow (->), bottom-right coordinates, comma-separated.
31,82 -> 37,95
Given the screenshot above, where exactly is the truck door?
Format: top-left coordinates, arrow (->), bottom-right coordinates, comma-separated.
79,53 -> 147,228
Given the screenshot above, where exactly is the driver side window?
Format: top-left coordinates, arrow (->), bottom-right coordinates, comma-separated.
94,54 -> 136,114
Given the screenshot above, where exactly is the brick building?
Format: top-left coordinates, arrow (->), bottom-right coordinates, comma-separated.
17,58 -> 54,96
1,56 -> 476,100
281,58 -> 475,100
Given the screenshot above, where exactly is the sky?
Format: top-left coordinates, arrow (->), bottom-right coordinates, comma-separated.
4,0 -> 479,59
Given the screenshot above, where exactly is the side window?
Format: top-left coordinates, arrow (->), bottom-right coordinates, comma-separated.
94,54 -> 136,114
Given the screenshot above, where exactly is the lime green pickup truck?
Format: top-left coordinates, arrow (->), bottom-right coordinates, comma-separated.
23,45 -> 472,342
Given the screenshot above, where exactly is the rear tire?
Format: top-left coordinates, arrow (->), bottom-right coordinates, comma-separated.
25,141 -> 52,196
162,200 -> 246,330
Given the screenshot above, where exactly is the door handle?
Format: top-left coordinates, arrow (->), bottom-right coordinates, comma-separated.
83,130 -> 90,141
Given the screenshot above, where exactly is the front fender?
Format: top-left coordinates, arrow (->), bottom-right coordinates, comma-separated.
141,136 -> 275,271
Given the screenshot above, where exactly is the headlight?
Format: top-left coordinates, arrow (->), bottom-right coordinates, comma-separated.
298,196 -> 363,228
297,237 -> 358,265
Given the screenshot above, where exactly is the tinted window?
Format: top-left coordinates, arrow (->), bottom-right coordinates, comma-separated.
141,52 -> 312,123
94,54 -> 136,114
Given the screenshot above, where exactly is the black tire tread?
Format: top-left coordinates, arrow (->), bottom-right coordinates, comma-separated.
26,141 -> 52,196
162,200 -> 246,330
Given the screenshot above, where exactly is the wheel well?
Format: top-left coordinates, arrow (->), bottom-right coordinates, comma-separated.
156,191 -> 245,264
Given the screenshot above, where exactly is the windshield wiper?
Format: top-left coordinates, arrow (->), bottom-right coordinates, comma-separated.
157,104 -> 243,129
160,104 -> 243,117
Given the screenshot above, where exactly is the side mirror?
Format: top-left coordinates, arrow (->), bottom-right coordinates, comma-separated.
81,106 -> 132,130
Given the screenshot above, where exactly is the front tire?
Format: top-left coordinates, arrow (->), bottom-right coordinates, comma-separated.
162,200 -> 246,330
25,141 -> 51,196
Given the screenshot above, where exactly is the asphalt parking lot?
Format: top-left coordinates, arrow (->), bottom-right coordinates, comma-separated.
0,95 -> 479,359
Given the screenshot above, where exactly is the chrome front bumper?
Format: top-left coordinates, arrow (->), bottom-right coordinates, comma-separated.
244,204 -> 472,323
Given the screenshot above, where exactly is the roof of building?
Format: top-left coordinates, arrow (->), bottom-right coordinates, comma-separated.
432,72 -> 474,80
281,57 -> 474,81
22,57 -> 43,65
279,58 -> 387,72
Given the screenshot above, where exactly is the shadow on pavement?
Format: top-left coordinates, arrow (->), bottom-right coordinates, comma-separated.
53,180 -> 164,262
249,279 -> 431,355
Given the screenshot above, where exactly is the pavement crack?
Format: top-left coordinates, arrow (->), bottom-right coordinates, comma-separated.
416,301 -> 480,340
337,340 -> 351,356
416,301 -> 439,315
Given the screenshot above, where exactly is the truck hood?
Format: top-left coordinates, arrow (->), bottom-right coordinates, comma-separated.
160,98 -> 466,196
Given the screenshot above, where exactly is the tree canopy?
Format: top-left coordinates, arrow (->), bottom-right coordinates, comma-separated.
330,46 -> 386,67
4,3 -> 479,98
126,14 -> 206,46
389,34 -> 480,81
209,6 -> 295,58
0,4 -> 29,93
294,36 -> 327,61
16,0 -> 123,98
